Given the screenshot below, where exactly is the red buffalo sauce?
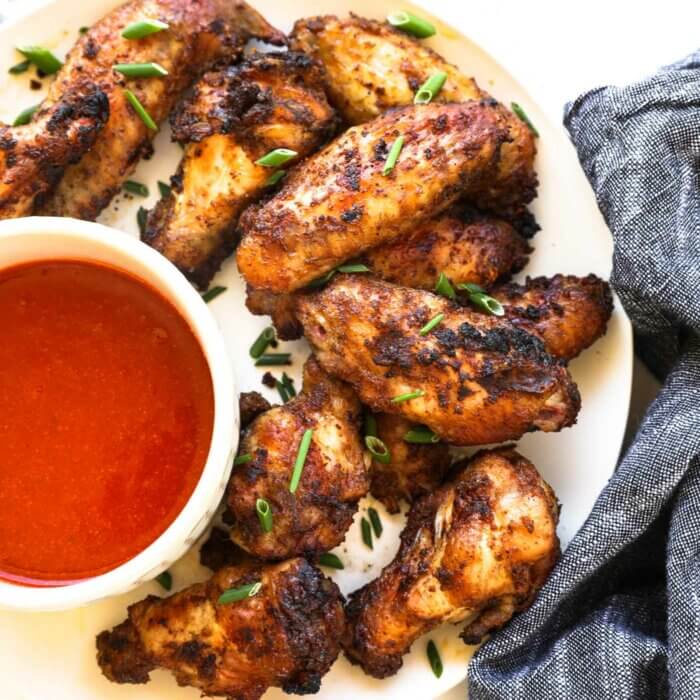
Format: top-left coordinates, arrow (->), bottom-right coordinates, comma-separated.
0,260 -> 214,585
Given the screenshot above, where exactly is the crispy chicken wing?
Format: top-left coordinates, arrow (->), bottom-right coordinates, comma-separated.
342,447 -> 560,678
295,275 -> 580,445
226,357 -> 370,560
38,0 -> 284,220
0,84 -> 108,219
290,14 -> 537,215
97,558 -> 344,699
144,52 -> 336,288
237,101 -> 508,293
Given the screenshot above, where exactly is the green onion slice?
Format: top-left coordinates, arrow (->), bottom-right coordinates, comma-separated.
404,425 -> 441,444
155,571 -> 172,591
136,205 -> 147,235
201,285 -> 226,303
419,312 -> 444,336
158,180 -> 171,198
361,517 -> 373,549
9,60 -> 31,75
16,46 -> 62,75
391,389 -> 425,404
387,10 -> 436,38
79,26 -> 89,35
382,135 -> 404,175
337,263 -> 371,273
364,412 -> 378,438
456,283 -> 504,316
123,180 -> 149,197
511,101 -> 539,137
255,148 -> 298,168
114,62 -> 168,78
218,581 -> 262,605
306,269 -> 336,289
414,71 -> 448,104
124,88 -> 157,130
434,272 -> 456,300
234,453 -> 253,466
365,435 -> 391,464
249,326 -> 275,359
318,552 -> 344,569
368,507 -> 383,538
264,170 -> 285,187
256,498 -> 273,532
255,353 -> 291,367
289,429 -> 313,493
276,379 -> 291,404
281,372 -> 296,398
122,18 -> 169,39
12,103 -> 39,126
427,639 -> 443,678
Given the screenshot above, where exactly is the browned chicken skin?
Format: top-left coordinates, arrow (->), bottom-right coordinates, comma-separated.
144,51 -> 336,288
38,0 -> 284,220
343,447 -> 560,678
226,357 -> 370,560
97,558 -> 344,699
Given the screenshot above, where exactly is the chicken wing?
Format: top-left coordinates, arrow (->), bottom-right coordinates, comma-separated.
295,275 -> 580,445
342,446 -> 559,678
97,557 -> 344,699
290,14 -> 537,216
144,52 -> 337,288
226,356 -> 370,560
237,101 -> 508,293
38,0 -> 284,220
0,83 -> 108,219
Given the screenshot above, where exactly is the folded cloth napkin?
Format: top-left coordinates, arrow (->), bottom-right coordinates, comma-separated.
468,50 -> 700,700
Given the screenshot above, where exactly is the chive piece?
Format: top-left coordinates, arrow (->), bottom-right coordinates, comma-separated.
365,435 -> 391,464
337,263 -> 371,273
155,571 -> 172,591
255,353 -> 291,367
124,89 -> 157,130
404,425 -> 441,444
364,412 -> 378,438
9,60 -> 31,75
256,498 -> 273,533
368,507 -> 383,538
427,640 -> 443,678
281,372 -> 296,398
361,517 -> 373,549
122,18 -> 169,39
289,429 -> 313,493
434,272 -> 456,300
249,326 -> 275,359
414,71 -> 448,105
79,26 -> 89,34
234,453 -> 252,466
16,46 -> 62,75
511,101 -> 539,138
306,269 -> 336,289
218,581 -> 262,605
158,180 -> 171,198
201,285 -> 227,303
114,62 -> 168,78
264,170 -> 286,187
276,379 -> 291,403
420,312 -> 444,336
136,206 -> 147,235
255,148 -> 298,168
456,283 -> 505,316
387,10 -> 436,38
382,135 -> 404,175
318,552 -> 344,569
391,389 -> 425,403
123,180 -> 149,197
12,103 -> 39,126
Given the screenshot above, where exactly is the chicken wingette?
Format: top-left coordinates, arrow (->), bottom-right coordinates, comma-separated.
290,14 -> 537,216
37,0 -> 284,220
97,558 -> 344,699
237,101 -> 508,293
295,275 -> 580,446
343,447 -> 560,678
144,52 -> 337,288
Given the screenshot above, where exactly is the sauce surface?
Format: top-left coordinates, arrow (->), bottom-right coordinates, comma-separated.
0,260 -> 214,584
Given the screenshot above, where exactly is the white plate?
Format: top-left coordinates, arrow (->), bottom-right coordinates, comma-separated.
0,1 -> 633,698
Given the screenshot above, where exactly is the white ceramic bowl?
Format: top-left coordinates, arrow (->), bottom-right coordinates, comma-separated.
0,216 -> 237,612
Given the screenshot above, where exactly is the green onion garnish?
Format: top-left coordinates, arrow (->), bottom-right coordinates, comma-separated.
136,205 -> 147,235
12,103 -> 39,126
427,640 -> 443,678
264,170 -> 285,187
414,71 -> 447,105
365,435 -> 391,464
201,285 -> 227,303
123,180 -> 149,197
318,552 -> 344,569
337,263 -> 371,273
387,10 -> 436,38
16,46 -> 62,75
9,60 -> 31,75
218,581 -> 262,605
457,283 -> 504,316
122,18 -> 169,39
404,425 -> 441,443
282,372 -> 296,398
255,353 -> 291,367
276,378 -> 291,403
511,102 -> 539,137
306,269 -> 336,289
419,312 -> 444,336
289,429 -> 313,493
155,570 -> 172,591
79,26 -> 89,35
158,180 -> 171,198
255,148 -> 298,168
382,135 -> 404,175
391,389 -> 425,403
368,507 -> 383,538
124,88 -> 157,130
234,453 -> 252,466
364,412 -> 378,438
361,517 -> 373,549
434,272 -> 456,300
114,62 -> 168,78
256,498 -> 273,532
249,326 -> 275,359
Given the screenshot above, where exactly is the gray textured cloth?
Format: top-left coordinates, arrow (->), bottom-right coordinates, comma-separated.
468,51 -> 700,699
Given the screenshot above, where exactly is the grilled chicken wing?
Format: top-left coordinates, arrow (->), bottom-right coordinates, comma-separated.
290,14 -> 537,215
97,558 -> 344,699
144,52 -> 336,288
226,356 -> 370,560
38,0 -> 284,220
237,101 -> 508,293
0,84 -> 108,219
343,447 -> 559,678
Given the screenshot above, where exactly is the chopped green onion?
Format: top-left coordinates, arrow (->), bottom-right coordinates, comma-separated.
391,389 -> 425,403
122,18 -> 169,39
264,170 -> 286,187
365,435 -> 391,464
114,62 -> 168,78
318,552 -> 344,569
218,581 -> 262,605
12,103 -> 39,126
136,205 -> 147,235
124,88 -> 157,130
123,180 -> 149,197
420,312 -> 444,336
434,272 -> 456,300
281,372 -> 296,398
364,412 -> 378,438
289,429 -> 313,493
16,46 -> 62,75
306,269 -> 336,289
414,71 -> 447,104
458,282 -> 483,295
511,102 -> 539,137
368,507 -> 383,538
361,517 -> 373,549
457,283 -> 504,316
234,453 -> 253,466
382,135 -> 404,175
255,148 -> 298,168
276,379 -> 291,403
387,10 -> 436,38
201,285 -> 227,303
158,180 -> 171,198
427,640 -> 443,678
9,60 -> 31,75
155,571 -> 172,591
249,326 -> 275,359
256,498 -> 273,532
79,26 -> 89,35
337,263 -> 371,273
255,353 -> 291,367
404,425 -> 441,444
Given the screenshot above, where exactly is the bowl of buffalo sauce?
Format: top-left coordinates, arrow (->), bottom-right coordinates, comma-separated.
0,217 -> 236,611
